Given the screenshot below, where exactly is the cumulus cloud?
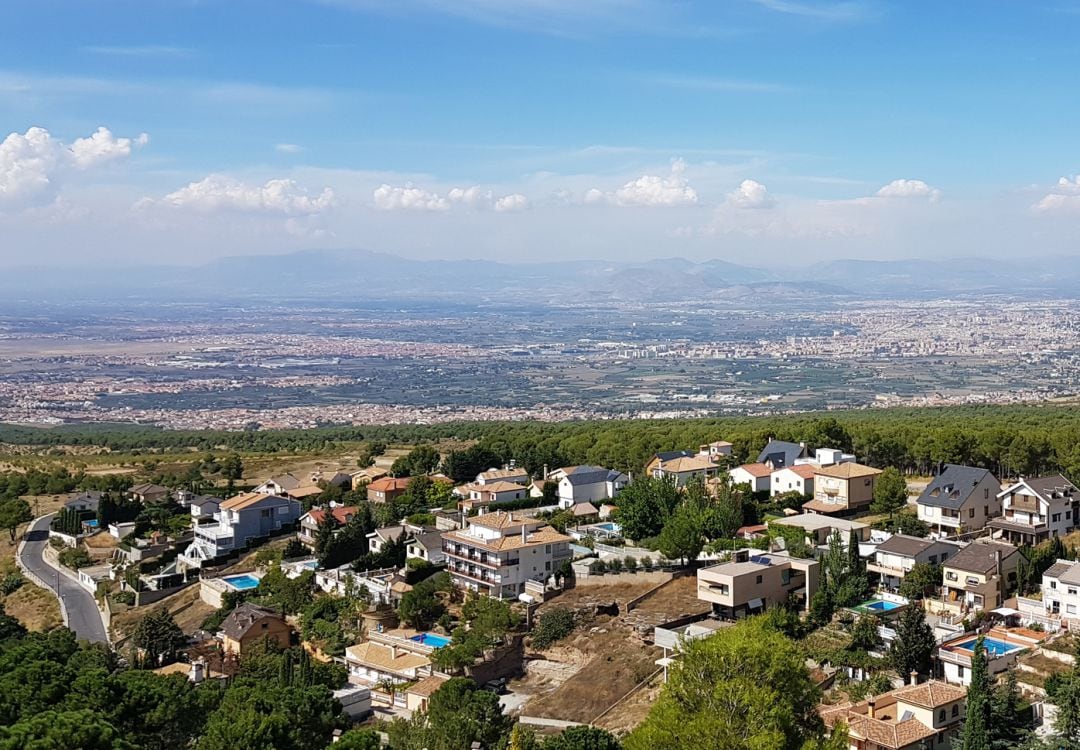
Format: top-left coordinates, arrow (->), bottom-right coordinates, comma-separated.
447,185 -> 493,207
0,126 -> 147,207
494,193 -> 530,212
158,175 -> 336,215
1033,175 -> 1080,214
727,179 -> 775,209
587,158 -> 698,207
875,178 -> 941,202
373,183 -> 449,211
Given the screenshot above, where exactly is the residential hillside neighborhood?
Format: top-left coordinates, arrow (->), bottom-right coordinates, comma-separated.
9,435 -> 1080,749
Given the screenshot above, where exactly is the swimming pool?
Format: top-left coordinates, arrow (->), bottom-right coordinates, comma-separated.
952,638 -> 1020,657
854,598 -> 902,613
83,519 -> 100,528
223,574 -> 262,590
411,632 -> 451,648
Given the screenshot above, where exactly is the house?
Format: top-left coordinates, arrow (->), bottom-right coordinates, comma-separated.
549,465 -> 628,509
256,471 -> 351,498
800,447 -> 856,467
350,468 -> 388,490
297,505 -> 359,549
178,492 -> 301,569
368,525 -> 409,555
345,629 -> 436,687
804,462 -> 882,515
935,540 -> 1019,617
1033,559 -> 1080,627
698,440 -> 733,460
441,511 -> 572,598
650,455 -> 719,487
728,463 -> 772,493
454,481 -> 528,508
405,675 -> 449,713
769,514 -> 871,551
868,535 -> 961,592
756,439 -> 810,469
367,477 -> 411,504
476,467 -> 531,486
916,464 -> 1002,537
989,475 -> 1079,546
127,483 -> 171,504
820,680 -> 967,750
770,464 -> 817,497
64,491 -> 102,513
407,530 -> 446,566
696,549 -> 819,618
644,450 -> 695,476
220,603 -> 292,656
177,492 -> 221,519
937,627 -> 1043,686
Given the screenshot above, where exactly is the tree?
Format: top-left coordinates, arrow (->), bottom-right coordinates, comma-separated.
132,608 -> 187,667
899,562 -> 941,600
613,477 -> 681,542
959,637 -> 992,750
544,726 -> 622,750
399,578 -> 446,630
0,499 -> 31,543
889,604 -> 935,682
196,681 -> 341,750
871,467 -> 908,516
848,614 -> 882,653
508,724 -> 540,750
657,500 -> 705,565
334,729 -> 381,750
391,445 -> 441,477
313,510 -> 340,556
0,709 -> 136,750
387,677 -> 514,750
990,670 -> 1030,749
625,617 -> 827,750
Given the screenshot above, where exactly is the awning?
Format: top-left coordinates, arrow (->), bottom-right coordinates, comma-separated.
748,598 -> 764,610
991,607 -> 1021,617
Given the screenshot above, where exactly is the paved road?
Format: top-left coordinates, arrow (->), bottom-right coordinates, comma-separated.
18,515 -> 109,643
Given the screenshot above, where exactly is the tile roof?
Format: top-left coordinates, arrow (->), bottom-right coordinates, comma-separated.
368,477 -> 411,492
129,483 -> 169,495
875,534 -> 934,557
821,680 -> 965,749
444,525 -> 571,552
946,541 -> 1017,575
306,506 -> 359,526
478,468 -> 530,481
468,511 -> 529,530
345,641 -> 430,674
1017,475 -> 1079,501
734,462 -> 772,478
917,464 -> 996,510
658,456 -> 717,473
220,603 -> 285,640
814,462 -> 882,479
407,674 -> 449,698
221,492 -> 292,511
778,464 -> 819,479
890,680 -> 968,709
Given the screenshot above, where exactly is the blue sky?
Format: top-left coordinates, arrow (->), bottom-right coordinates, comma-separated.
2,0 -> 1080,266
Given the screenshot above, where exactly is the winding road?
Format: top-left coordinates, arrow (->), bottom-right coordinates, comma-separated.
18,514 -> 110,643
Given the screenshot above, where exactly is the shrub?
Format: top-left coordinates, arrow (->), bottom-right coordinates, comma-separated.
589,559 -> 607,574
58,547 -> 92,570
531,609 -> 575,650
113,591 -> 136,606
624,556 -> 638,572
608,558 -> 624,573
641,556 -> 654,571
0,572 -> 23,595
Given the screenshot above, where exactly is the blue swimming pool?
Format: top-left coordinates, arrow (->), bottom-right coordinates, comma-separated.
411,633 -> 451,648
854,598 -> 902,613
593,522 -> 621,533
83,519 -> 99,528
223,574 -> 262,590
953,638 -> 1020,657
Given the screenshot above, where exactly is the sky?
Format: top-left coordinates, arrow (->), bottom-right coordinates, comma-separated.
3,0 -> 1080,268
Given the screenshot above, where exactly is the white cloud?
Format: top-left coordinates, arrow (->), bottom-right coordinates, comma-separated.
727,179 -> 775,209
589,158 -> 698,207
0,126 -> 147,207
275,143 -> 305,154
750,0 -> 870,22
1033,175 -> 1080,214
158,175 -> 336,215
447,185 -> 493,207
875,178 -> 941,202
494,193 -> 530,212
373,183 -> 450,211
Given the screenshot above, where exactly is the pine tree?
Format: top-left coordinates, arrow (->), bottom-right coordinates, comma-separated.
990,670 -> 1029,749
960,637 -> 992,750
889,604 -> 934,680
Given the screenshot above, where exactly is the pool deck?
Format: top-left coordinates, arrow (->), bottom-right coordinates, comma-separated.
938,626 -> 1045,666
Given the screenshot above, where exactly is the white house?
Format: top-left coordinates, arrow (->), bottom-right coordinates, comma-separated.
475,467 -> 531,486
549,465 -> 628,509
1034,559 -> 1080,627
989,475 -> 1079,547
867,534 -> 962,591
770,464 -> 818,497
729,463 -> 771,493
178,492 -> 301,569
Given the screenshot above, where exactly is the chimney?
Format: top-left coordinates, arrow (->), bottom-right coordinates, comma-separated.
910,670 -> 919,686
543,464 -> 549,479
867,697 -> 876,720
190,659 -> 206,684
521,524 -> 527,544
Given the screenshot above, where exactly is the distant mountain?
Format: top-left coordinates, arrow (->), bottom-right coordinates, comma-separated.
3,249 -> 1079,305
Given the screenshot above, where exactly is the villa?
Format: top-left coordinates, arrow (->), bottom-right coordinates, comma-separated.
868,534 -> 961,592
649,454 -> 719,487
933,540 -> 1019,617
989,474 -> 1080,546
178,492 -> 301,569
820,679 -> 967,750
546,465 -> 628,509
696,549 -> 819,619
757,439 -> 810,469
803,462 -> 882,516
297,505 -> 359,549
916,464 -> 1002,537
219,603 -> 293,656
345,628 -> 441,687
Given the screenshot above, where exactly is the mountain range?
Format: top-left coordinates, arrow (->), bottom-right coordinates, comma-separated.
2,249 -> 1075,305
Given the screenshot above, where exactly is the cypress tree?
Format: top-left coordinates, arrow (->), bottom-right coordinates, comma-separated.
960,637 -> 992,750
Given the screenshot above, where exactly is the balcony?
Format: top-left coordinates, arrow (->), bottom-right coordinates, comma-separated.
442,544 -> 518,568
448,565 -> 500,587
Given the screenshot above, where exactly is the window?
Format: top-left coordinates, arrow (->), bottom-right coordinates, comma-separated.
958,665 -> 965,679
1052,581 -> 1058,589
938,709 -> 946,723
545,561 -> 551,571
969,508 -> 975,518
1068,604 -> 1077,615
1054,513 -> 1062,523
952,705 -> 959,718
1070,588 -> 1077,596
984,488 -> 990,499
756,575 -> 763,584
545,545 -> 551,553
929,555 -> 937,565
984,505 -> 989,516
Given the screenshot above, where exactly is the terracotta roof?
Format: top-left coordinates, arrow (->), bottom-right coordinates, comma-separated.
571,502 -> 599,517
658,456 -> 717,473
407,674 -> 449,698
890,680 -> 967,709
801,498 -> 847,515
345,641 -> 429,674
820,681 -> 965,749
288,485 -> 325,498
468,511 -> 531,530
369,477 -> 411,492
444,525 -> 571,552
778,464 -> 819,479
307,506 -> 359,526
221,492 -> 290,511
733,462 -> 772,478
478,468 -> 530,481
467,480 -> 527,493
815,462 -> 882,479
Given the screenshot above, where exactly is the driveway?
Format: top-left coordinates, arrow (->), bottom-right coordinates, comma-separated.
18,515 -> 109,644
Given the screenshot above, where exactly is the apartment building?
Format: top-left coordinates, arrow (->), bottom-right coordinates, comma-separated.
441,511 -> 571,598
989,475 -> 1079,546
696,549 -> 819,618
916,464 -> 1001,537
